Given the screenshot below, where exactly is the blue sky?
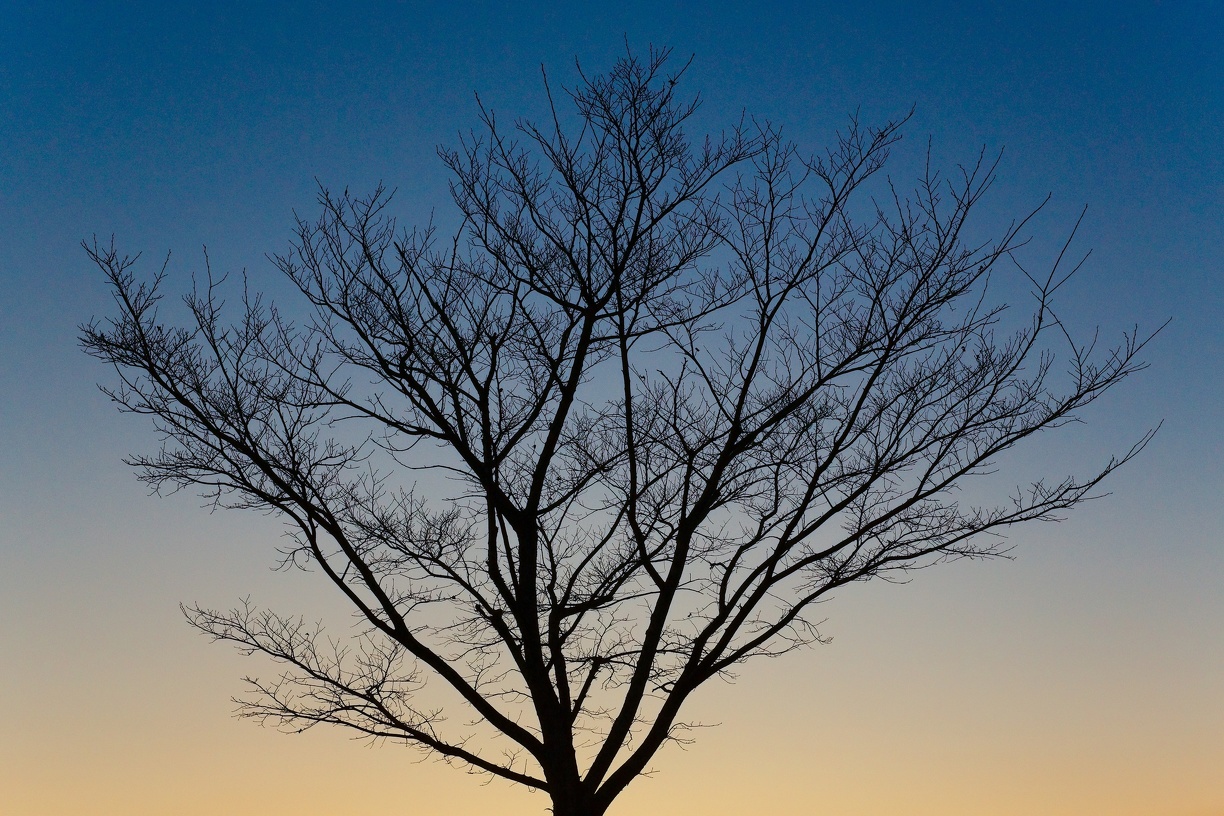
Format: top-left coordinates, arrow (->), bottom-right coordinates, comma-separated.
1,2 -> 1220,814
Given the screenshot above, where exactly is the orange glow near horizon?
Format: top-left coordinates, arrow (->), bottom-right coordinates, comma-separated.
2,498 -> 1220,816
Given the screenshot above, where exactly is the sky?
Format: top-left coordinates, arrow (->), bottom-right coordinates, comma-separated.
1,1 -> 1221,814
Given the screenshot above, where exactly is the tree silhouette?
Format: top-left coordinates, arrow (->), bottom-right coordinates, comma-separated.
82,47 -> 1154,816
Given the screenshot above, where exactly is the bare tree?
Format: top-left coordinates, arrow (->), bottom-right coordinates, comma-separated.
82,48 -> 1154,816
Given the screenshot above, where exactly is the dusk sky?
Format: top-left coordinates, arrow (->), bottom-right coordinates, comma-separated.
1,2 -> 1221,815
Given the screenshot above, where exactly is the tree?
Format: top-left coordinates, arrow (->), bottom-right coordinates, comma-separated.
82,48 -> 1154,816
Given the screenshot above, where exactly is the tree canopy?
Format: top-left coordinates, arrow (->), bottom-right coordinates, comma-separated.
82,47 -> 1154,816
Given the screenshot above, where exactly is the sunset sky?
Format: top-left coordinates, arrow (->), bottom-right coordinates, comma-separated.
1,2 -> 1221,815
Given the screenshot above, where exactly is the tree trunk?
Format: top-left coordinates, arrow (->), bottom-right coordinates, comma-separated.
548,783 -> 607,816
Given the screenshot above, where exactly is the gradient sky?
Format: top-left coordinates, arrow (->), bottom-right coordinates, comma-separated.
1,2 -> 1221,815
